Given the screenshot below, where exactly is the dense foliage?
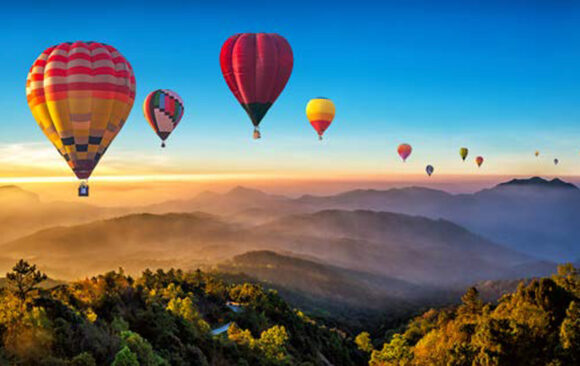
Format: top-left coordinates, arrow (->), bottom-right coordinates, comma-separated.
2,260 -> 578,365
357,264 -> 580,365
0,262 -> 363,365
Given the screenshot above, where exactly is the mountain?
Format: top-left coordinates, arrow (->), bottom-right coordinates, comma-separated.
0,185 -> 40,206
496,177 -> 578,190
0,208 -> 541,287
145,186 -> 309,220
0,185 -> 130,244
297,177 -> 580,261
0,212 -> 251,279
216,250 -> 426,309
255,209 -> 537,286
215,250 -> 442,332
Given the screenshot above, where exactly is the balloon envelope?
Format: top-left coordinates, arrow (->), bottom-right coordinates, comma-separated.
426,165 -> 434,176
220,33 -> 293,136
143,89 -> 184,146
398,144 -> 412,161
26,41 -> 136,180
306,98 -> 335,139
554,158 -> 559,165
460,147 -> 468,161
535,151 -> 540,157
476,156 -> 484,167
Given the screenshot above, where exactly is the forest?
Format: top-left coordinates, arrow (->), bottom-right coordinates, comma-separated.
0,260 -> 578,365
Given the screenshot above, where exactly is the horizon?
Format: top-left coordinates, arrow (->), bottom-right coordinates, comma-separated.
3,174 -> 579,206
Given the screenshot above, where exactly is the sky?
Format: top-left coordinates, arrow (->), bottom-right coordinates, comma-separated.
0,0 -> 579,201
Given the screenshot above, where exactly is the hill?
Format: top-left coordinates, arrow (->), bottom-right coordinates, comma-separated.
0,209 -> 540,287
255,210 -> 537,286
0,212 -> 249,278
358,264 -> 580,365
0,185 -> 128,244
0,261 -> 365,365
297,177 -> 580,261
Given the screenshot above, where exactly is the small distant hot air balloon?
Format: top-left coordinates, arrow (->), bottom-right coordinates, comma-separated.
398,144 -> 412,162
460,147 -> 469,161
26,41 -> 136,196
220,33 -> 293,139
426,165 -> 434,177
306,98 -> 335,140
554,158 -> 559,165
476,156 -> 484,168
143,89 -> 185,148
535,151 -> 540,157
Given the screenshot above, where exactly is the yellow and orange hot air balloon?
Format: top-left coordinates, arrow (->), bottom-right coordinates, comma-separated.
398,143 -> 412,162
306,97 -> 335,140
26,41 -> 136,196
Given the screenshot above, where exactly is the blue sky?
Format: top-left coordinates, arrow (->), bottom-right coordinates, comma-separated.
1,0 -> 579,181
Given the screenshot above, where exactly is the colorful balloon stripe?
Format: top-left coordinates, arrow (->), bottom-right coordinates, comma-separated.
26,41 -> 136,180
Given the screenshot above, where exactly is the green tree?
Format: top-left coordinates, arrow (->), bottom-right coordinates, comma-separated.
70,352 -> 97,366
120,330 -> 166,366
6,259 -> 47,302
370,334 -> 413,366
111,346 -> 139,366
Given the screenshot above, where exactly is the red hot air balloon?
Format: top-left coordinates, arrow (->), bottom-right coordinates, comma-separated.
220,33 -> 293,139
476,156 -> 484,167
397,143 -> 412,162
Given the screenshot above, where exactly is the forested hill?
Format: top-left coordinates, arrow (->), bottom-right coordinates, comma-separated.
355,263 -> 580,366
0,260 -> 577,365
0,260 -> 364,365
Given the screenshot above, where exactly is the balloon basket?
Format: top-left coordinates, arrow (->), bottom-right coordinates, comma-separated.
161,142 -> 166,148
78,182 -> 89,197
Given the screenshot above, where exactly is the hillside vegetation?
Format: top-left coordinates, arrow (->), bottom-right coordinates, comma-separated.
355,264 -> 580,366
0,260 -> 578,365
0,260 -> 362,365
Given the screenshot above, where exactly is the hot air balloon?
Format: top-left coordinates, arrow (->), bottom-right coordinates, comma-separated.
459,147 -> 468,161
306,97 -> 335,140
143,89 -> 184,148
26,41 -> 136,197
220,33 -> 293,139
535,151 -> 540,157
554,158 -> 559,165
398,144 -> 412,162
476,156 -> 484,167
426,165 -> 434,177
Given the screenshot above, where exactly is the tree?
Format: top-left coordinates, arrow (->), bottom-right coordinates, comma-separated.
257,325 -> 289,362
355,332 -> 373,353
70,352 -> 97,366
112,346 -> 139,366
560,301 -> 580,362
6,259 -> 47,302
370,334 -> 413,366
458,287 -> 483,317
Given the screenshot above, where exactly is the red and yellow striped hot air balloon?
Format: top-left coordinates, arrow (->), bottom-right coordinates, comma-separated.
26,41 -> 136,196
306,97 -> 335,140
220,33 -> 293,139
476,156 -> 484,167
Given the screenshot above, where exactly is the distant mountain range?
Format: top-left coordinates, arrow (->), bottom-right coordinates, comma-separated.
0,176 -> 573,323
143,176 -> 576,262
1,206 -> 549,287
